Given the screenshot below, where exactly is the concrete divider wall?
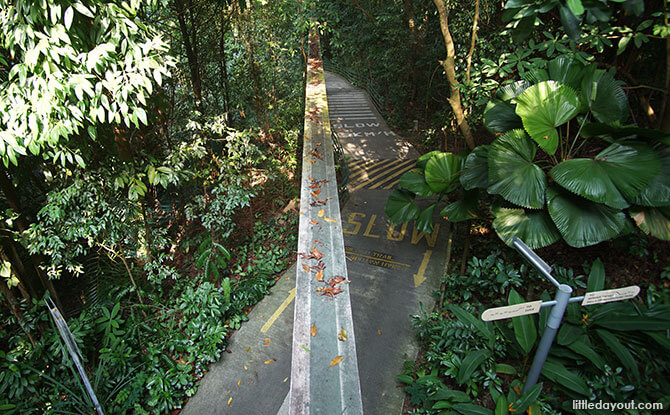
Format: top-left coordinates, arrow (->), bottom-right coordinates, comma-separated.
288,25 -> 364,414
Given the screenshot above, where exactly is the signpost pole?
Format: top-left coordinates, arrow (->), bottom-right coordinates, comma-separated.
481,238 -> 640,397
522,283 -> 572,394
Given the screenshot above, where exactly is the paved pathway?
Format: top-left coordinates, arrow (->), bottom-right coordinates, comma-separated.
182,71 -> 447,415
326,71 -> 443,413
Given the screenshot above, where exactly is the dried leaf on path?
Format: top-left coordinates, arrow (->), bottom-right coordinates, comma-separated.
264,358 -> 276,364
338,327 -> 348,342
317,286 -> 343,297
329,356 -> 343,368
310,247 -> 324,260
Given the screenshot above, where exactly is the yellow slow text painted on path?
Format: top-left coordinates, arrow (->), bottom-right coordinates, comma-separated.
342,211 -> 440,248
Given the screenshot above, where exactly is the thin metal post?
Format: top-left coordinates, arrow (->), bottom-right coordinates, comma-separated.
522,284 -> 572,394
512,237 -> 560,287
46,298 -> 104,415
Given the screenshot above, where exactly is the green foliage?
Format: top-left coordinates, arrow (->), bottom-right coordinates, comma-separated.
515,81 -> 580,155
508,289 -> 536,354
402,244 -> 670,413
0,209 -> 299,412
0,0 -> 303,413
0,0 -> 174,167
487,130 -> 546,209
386,58 -> 669,249
480,57 -> 670,248
442,249 -> 532,303
503,0 -> 645,43
195,237 -> 231,281
25,174 -> 145,278
186,176 -> 255,241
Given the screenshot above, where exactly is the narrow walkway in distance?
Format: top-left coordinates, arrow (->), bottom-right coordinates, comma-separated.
326,70 -> 448,414
326,73 -> 416,160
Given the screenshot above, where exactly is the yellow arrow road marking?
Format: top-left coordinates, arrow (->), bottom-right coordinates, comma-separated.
261,288 -> 296,333
413,250 -> 433,288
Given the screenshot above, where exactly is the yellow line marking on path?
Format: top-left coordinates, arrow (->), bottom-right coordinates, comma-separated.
347,159 -> 368,168
413,250 -> 433,288
348,158 -> 378,170
383,179 -> 400,189
351,159 -> 415,191
349,159 -> 396,181
260,288 -> 296,333
369,163 -> 415,189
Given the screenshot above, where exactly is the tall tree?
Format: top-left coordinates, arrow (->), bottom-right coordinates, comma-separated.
236,4 -> 273,142
174,0 -> 204,112
433,0 -> 476,150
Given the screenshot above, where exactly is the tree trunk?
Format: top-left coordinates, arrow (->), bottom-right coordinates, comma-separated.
0,280 -> 36,347
465,0 -> 480,84
0,170 -> 28,233
219,9 -> 231,115
141,196 -> 153,264
660,36 -> 670,131
238,9 -> 273,142
403,0 -> 420,103
433,0 -> 476,150
1,235 -> 35,298
174,0 -> 204,112
0,169 -> 62,309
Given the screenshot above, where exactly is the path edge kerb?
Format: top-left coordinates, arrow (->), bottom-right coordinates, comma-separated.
287,23 -> 364,415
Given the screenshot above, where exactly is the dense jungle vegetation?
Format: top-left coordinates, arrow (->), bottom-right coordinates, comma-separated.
1,0 -> 669,413
0,0 -> 305,412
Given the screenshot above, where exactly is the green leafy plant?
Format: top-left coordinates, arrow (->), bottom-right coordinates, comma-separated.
479,57 -> 670,248
503,0 -> 645,42
195,236 -> 231,281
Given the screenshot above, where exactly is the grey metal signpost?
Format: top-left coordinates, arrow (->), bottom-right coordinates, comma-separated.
46,297 -> 104,415
481,237 -> 640,395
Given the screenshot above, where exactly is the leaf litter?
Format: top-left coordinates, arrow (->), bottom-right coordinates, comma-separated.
329,356 -> 343,368
338,327 -> 348,342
